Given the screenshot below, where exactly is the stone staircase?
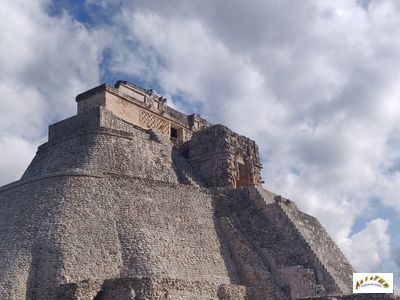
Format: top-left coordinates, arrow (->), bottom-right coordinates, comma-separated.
275,264 -> 326,298
255,186 -> 276,203
260,200 -> 341,295
146,129 -> 204,188
171,149 -> 204,188
275,197 -> 353,294
251,187 -> 353,294
218,215 -> 288,300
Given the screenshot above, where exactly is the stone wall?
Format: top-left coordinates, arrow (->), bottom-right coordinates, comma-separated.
77,91 -> 106,115
0,175 -> 238,299
49,107 -> 150,142
115,82 -> 146,103
24,108 -> 178,184
104,92 -> 142,129
181,124 -> 262,188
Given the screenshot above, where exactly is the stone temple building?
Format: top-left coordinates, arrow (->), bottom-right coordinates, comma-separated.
0,81 -> 395,299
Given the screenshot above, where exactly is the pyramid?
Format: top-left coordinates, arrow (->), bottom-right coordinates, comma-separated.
0,81 -> 390,299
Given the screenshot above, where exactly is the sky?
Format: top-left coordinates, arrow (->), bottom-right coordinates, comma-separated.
1,0 -> 400,291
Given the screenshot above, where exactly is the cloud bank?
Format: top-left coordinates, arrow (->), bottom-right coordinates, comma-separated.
0,0 -> 102,182
1,0 -> 399,280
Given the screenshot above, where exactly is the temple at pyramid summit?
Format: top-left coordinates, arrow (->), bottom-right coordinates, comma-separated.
0,81 -> 394,299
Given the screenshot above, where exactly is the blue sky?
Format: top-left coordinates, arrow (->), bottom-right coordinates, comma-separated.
1,0 -> 400,291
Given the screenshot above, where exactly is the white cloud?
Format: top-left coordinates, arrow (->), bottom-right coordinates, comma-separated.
0,81 -> 47,139
0,0 -> 103,185
342,218 -> 390,272
0,135 -> 37,185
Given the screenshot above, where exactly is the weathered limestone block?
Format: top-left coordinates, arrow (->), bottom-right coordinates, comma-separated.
181,124 -> 262,188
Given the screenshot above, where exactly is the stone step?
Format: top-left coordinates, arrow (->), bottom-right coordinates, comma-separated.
276,201 -> 349,294
251,188 -> 347,294
171,149 -> 204,187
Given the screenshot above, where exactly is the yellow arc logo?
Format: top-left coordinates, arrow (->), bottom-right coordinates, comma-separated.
354,275 -> 390,290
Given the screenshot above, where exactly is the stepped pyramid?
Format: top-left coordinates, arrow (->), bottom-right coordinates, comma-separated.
0,81 -> 391,299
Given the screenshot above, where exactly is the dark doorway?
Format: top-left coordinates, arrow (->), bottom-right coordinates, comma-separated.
236,162 -> 250,188
170,127 -> 178,138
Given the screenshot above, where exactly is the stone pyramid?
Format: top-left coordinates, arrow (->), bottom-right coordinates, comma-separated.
0,81 -> 388,299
